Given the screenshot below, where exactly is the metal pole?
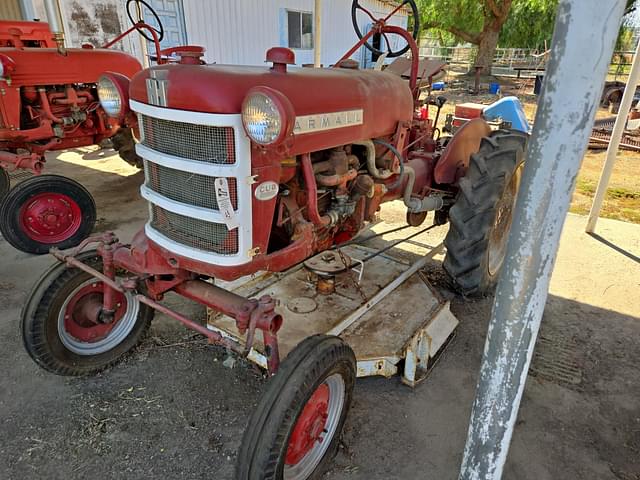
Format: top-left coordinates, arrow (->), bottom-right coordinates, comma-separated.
458,1 -> 626,479
136,3 -> 150,69
586,38 -> 640,232
314,0 -> 322,67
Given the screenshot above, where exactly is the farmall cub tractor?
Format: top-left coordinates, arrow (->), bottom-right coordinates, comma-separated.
22,1 -> 527,478
0,1 -> 171,254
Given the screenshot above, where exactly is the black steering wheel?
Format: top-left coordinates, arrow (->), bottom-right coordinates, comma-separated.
351,0 -> 419,58
126,0 -> 164,43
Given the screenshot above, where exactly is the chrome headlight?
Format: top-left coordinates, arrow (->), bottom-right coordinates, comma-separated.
97,76 -> 122,117
241,88 -> 294,146
97,73 -> 131,119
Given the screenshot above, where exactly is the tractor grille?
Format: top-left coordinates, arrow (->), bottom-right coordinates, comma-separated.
144,160 -> 238,211
139,114 -> 236,164
150,204 -> 239,255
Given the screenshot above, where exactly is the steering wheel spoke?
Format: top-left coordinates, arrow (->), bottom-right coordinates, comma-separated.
351,0 -> 419,59
126,0 -> 165,43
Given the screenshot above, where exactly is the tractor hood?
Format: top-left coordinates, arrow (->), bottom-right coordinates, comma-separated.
129,63 -> 414,148
0,48 -> 141,86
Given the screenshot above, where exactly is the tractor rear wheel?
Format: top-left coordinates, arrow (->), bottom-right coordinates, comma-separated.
111,128 -> 143,169
0,175 -> 96,254
236,335 -> 356,480
22,250 -> 154,375
0,167 -> 9,201
443,129 -> 528,296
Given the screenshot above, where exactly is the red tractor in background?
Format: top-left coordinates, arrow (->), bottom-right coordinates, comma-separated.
0,1 -> 168,254
21,2 -> 528,478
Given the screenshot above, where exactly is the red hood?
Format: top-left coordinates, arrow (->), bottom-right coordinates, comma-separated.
130,63 -> 414,152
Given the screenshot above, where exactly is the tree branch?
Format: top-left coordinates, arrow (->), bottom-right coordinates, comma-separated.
448,26 -> 481,45
485,0 -> 503,18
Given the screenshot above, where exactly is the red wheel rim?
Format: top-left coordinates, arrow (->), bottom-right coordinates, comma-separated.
285,383 -> 330,466
18,192 -> 83,244
63,283 -> 127,343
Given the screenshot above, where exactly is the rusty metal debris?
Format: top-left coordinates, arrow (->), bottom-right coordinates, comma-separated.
589,116 -> 640,152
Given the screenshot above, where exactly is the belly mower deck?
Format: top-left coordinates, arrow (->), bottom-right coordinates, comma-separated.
207,242 -> 458,387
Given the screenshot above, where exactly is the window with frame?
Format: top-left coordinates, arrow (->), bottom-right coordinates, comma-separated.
287,10 -> 313,49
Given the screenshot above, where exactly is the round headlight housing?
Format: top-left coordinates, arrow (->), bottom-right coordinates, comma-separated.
97,73 -> 130,119
241,87 -> 294,146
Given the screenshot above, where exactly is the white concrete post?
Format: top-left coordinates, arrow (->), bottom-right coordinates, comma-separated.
586,38 -> 640,233
458,1 -> 626,479
314,0 -> 322,67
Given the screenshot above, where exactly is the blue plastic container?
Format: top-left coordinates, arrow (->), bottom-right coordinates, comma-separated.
489,82 -> 500,94
432,81 -> 445,91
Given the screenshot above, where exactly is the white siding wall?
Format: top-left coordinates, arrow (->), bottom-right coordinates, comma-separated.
183,0 -> 408,66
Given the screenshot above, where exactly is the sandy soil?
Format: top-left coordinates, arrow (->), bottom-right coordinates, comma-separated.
0,149 -> 638,480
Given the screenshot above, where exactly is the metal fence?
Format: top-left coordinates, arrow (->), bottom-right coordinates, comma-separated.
419,44 -> 632,79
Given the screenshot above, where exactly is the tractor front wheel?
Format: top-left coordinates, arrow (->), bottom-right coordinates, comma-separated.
443,129 -> 528,296
236,335 -> 356,480
22,250 -> 154,375
0,175 -> 96,254
0,167 -> 9,201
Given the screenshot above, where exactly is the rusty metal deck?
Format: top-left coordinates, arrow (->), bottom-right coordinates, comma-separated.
207,243 -> 458,386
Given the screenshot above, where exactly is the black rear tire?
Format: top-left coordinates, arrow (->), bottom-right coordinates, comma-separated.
443,129 -> 528,296
0,175 -> 96,254
0,167 -> 9,201
22,250 -> 154,376
111,128 -> 143,169
236,335 -> 356,480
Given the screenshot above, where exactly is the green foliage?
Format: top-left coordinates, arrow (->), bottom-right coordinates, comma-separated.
499,0 -> 558,49
418,0 -> 638,50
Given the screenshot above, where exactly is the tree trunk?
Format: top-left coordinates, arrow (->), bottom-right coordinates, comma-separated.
474,27 -> 500,75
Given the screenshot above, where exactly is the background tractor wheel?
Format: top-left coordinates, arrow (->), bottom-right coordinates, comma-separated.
111,128 -> 143,169
236,335 -> 356,480
0,168 -> 9,201
21,250 -> 154,376
0,175 -> 96,254
443,129 -> 528,296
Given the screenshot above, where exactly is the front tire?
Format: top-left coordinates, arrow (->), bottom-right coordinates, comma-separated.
0,175 -> 96,254
22,251 -> 154,375
236,335 -> 356,480
0,167 -> 9,201
443,130 -> 528,296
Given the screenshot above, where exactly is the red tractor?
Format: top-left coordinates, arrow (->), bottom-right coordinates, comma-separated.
21,2 -> 527,478
0,1 -> 168,254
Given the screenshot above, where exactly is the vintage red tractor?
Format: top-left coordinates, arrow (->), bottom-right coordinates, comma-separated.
21,1 -> 528,478
0,1 -> 169,254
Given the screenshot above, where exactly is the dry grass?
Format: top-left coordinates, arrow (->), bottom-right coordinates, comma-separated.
435,72 -> 640,224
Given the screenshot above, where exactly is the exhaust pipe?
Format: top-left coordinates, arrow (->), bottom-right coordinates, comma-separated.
44,0 -> 66,54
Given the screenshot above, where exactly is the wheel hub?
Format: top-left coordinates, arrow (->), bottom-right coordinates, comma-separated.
487,164 -> 523,276
286,384 -> 330,466
20,192 -> 82,243
63,283 -> 126,343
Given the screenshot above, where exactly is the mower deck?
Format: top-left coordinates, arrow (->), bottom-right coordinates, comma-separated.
207,242 -> 458,386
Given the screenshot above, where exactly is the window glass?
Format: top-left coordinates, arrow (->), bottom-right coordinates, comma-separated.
301,12 -> 313,49
288,11 -> 302,49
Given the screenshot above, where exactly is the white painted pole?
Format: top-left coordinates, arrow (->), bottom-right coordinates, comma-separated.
458,1 -> 626,479
586,38 -> 640,233
314,0 -> 322,67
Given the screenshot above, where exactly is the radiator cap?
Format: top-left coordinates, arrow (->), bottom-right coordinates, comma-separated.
266,47 -> 295,73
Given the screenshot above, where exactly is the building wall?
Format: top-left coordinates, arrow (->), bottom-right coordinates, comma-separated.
183,0 -> 408,66
0,0 -> 24,20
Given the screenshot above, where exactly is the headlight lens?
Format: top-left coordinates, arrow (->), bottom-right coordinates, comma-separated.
242,92 -> 282,145
97,75 -> 122,118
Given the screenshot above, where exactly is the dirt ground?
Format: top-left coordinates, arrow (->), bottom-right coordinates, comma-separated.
0,147 -> 639,480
